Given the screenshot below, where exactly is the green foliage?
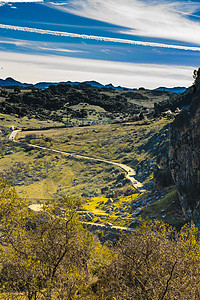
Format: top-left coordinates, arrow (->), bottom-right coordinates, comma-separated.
140,187 -> 185,228
97,219 -> 200,299
0,182 -> 199,299
0,180 -> 112,299
0,143 -> 121,200
19,117 -> 171,181
0,84 -> 172,122
154,85 -> 195,115
81,194 -> 139,227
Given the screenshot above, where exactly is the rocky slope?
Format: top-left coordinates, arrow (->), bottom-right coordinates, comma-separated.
169,73 -> 200,225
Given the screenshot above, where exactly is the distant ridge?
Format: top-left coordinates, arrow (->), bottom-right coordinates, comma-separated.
154,86 -> 186,93
0,77 -> 186,93
0,77 -> 31,87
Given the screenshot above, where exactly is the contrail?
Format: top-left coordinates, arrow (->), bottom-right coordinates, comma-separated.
1,23 -> 200,52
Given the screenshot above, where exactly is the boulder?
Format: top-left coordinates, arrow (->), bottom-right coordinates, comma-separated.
88,212 -> 94,218
105,198 -> 113,205
113,198 -> 120,203
85,213 -> 94,221
129,218 -> 139,228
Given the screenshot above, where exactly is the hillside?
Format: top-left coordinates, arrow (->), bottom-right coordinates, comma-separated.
0,77 -> 186,92
154,84 -> 195,115
169,71 -> 200,224
0,83 -> 173,123
0,184 -> 199,300
1,74 -> 200,300
1,73 -> 199,229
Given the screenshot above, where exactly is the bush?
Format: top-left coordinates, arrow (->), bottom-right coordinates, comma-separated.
97,219 -> 200,299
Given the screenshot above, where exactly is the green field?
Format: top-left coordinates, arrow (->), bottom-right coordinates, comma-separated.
0,112 -> 183,227
18,116 -> 172,166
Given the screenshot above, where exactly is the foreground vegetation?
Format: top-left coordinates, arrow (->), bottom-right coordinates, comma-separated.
0,181 -> 199,299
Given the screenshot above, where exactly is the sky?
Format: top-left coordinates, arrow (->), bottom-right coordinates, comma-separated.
0,0 -> 200,88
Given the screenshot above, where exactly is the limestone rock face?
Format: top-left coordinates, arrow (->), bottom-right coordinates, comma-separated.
169,76 -> 200,224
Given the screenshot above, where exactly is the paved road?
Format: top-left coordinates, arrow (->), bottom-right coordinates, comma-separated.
9,129 -> 145,192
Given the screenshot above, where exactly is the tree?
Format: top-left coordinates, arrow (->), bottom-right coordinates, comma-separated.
139,111 -> 144,120
193,68 -> 200,91
0,180 -> 110,299
14,87 -> 21,94
97,219 -> 200,299
193,68 -> 200,82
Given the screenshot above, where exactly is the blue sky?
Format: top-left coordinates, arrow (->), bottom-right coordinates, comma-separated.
0,0 -> 200,88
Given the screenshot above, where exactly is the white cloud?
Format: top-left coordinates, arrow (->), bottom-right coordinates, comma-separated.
39,47 -> 84,53
0,38 -> 85,53
0,0 -> 42,3
101,49 -> 111,54
0,39 -> 28,46
54,0 -> 200,45
0,50 -> 194,89
1,23 -> 200,52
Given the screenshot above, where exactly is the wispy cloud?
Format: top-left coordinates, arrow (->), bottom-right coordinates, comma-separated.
0,0 -> 42,7
0,50 -> 194,89
1,23 -> 200,52
39,47 -> 84,53
0,38 -> 87,55
0,39 -> 27,46
55,0 -> 200,45
0,0 -> 42,3
100,49 -> 111,54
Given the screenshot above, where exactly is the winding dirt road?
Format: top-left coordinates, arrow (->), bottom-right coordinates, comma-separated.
9,129 -> 145,192
28,203 -> 129,231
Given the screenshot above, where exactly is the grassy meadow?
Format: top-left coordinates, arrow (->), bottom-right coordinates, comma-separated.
0,112 -> 183,227
18,116 -> 172,166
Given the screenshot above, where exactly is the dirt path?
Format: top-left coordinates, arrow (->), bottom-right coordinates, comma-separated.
8,129 -> 21,141
28,204 -> 128,231
10,130 -> 145,192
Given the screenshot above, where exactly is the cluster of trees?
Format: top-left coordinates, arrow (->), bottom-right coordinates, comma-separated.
0,180 -> 200,299
0,84 -> 144,122
0,179 -> 113,299
193,68 -> 200,84
153,86 -> 196,116
154,70 -> 200,115
98,220 -> 200,299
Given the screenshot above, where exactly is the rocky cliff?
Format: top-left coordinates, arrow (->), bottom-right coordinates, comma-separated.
169,74 -> 200,225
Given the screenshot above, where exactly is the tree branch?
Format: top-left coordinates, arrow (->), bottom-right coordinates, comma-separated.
160,260 -> 177,300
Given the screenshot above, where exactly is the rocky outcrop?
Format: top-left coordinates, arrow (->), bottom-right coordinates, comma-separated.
169,74 -> 200,225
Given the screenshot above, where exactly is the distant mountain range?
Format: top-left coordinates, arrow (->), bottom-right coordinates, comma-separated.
154,86 -> 186,93
0,77 -> 186,93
